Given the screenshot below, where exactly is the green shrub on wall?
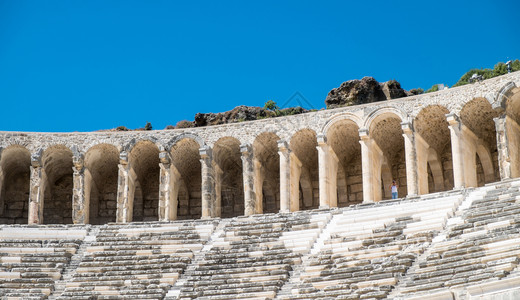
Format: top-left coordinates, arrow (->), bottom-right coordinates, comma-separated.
453,59 -> 520,87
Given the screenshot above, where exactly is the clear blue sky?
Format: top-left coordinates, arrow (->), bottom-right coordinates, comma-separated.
0,0 -> 518,132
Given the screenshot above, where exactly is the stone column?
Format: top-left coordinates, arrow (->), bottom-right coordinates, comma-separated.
359,129 -> 374,203
199,146 -> 215,219
278,141 -> 291,212
158,151 -> 176,221
414,133 -> 430,195
241,144 -> 256,216
447,114 -> 465,189
253,158 -> 264,214
116,152 -> 133,223
28,152 -> 45,224
72,155 -> 89,224
401,121 -> 418,196
0,148 -> 3,216
289,153 -> 303,212
213,164 -> 222,217
494,115 -> 511,180
461,125 -> 479,188
0,166 -> 4,216
317,134 -> 339,208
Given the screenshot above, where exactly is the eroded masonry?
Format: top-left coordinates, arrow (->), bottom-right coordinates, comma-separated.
1,72 -> 520,225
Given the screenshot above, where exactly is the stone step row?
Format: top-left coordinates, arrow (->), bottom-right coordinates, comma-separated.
92,237 -> 206,245
195,254 -> 301,267
179,290 -> 276,300
86,249 -> 194,258
86,243 -> 203,253
0,247 -> 77,255
290,282 -> 392,299
81,255 -> 189,263
0,240 -> 81,246
75,264 -> 186,274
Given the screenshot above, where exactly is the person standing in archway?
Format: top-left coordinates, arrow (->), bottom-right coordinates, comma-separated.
390,180 -> 399,199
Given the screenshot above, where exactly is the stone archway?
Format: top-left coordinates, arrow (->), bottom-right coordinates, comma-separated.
129,140 -> 160,222
494,83 -> 520,179
84,144 -> 119,225
213,137 -> 243,218
290,129 -> 319,210
414,105 -> 453,194
368,113 -> 407,200
326,119 -> 363,206
42,145 -> 73,224
0,145 -> 31,224
253,132 -> 280,214
460,98 -> 499,186
170,138 -> 202,220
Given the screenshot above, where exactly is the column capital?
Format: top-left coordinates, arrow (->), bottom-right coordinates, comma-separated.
446,113 -> 460,126
240,143 -> 252,155
317,133 -> 327,146
159,151 -> 171,164
199,145 -> 212,159
401,121 -> 414,135
72,154 -> 84,171
358,128 -> 370,140
277,140 -> 289,152
119,151 -> 129,165
493,115 -> 507,124
31,149 -> 43,168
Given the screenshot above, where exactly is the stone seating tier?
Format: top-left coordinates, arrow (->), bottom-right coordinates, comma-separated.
286,194 -> 461,300
394,182 -> 520,299
54,222 -> 215,300
175,212 -> 324,299
0,226 -> 87,300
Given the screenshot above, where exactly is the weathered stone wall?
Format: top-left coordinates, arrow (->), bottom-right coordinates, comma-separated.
344,161 -> 363,205
0,172 -> 29,224
0,72 -> 519,224
43,175 -> 73,224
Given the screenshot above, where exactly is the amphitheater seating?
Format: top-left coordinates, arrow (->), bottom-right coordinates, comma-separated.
173,212 -> 330,300
56,221 -> 215,300
287,193 -> 462,299
4,181 -> 520,299
0,225 -> 87,300
394,180 -> 520,299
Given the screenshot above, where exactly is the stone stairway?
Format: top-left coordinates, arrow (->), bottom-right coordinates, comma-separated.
393,179 -> 520,299
287,192 -> 461,299
164,219 -> 229,300
174,211 -> 328,300
275,210 -> 335,299
48,225 -> 99,300
0,225 -> 87,300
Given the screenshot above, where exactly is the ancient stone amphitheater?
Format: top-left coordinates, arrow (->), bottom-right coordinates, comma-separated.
1,72 -> 520,300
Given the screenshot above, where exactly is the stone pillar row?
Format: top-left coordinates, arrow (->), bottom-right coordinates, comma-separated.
24,111 -> 514,224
